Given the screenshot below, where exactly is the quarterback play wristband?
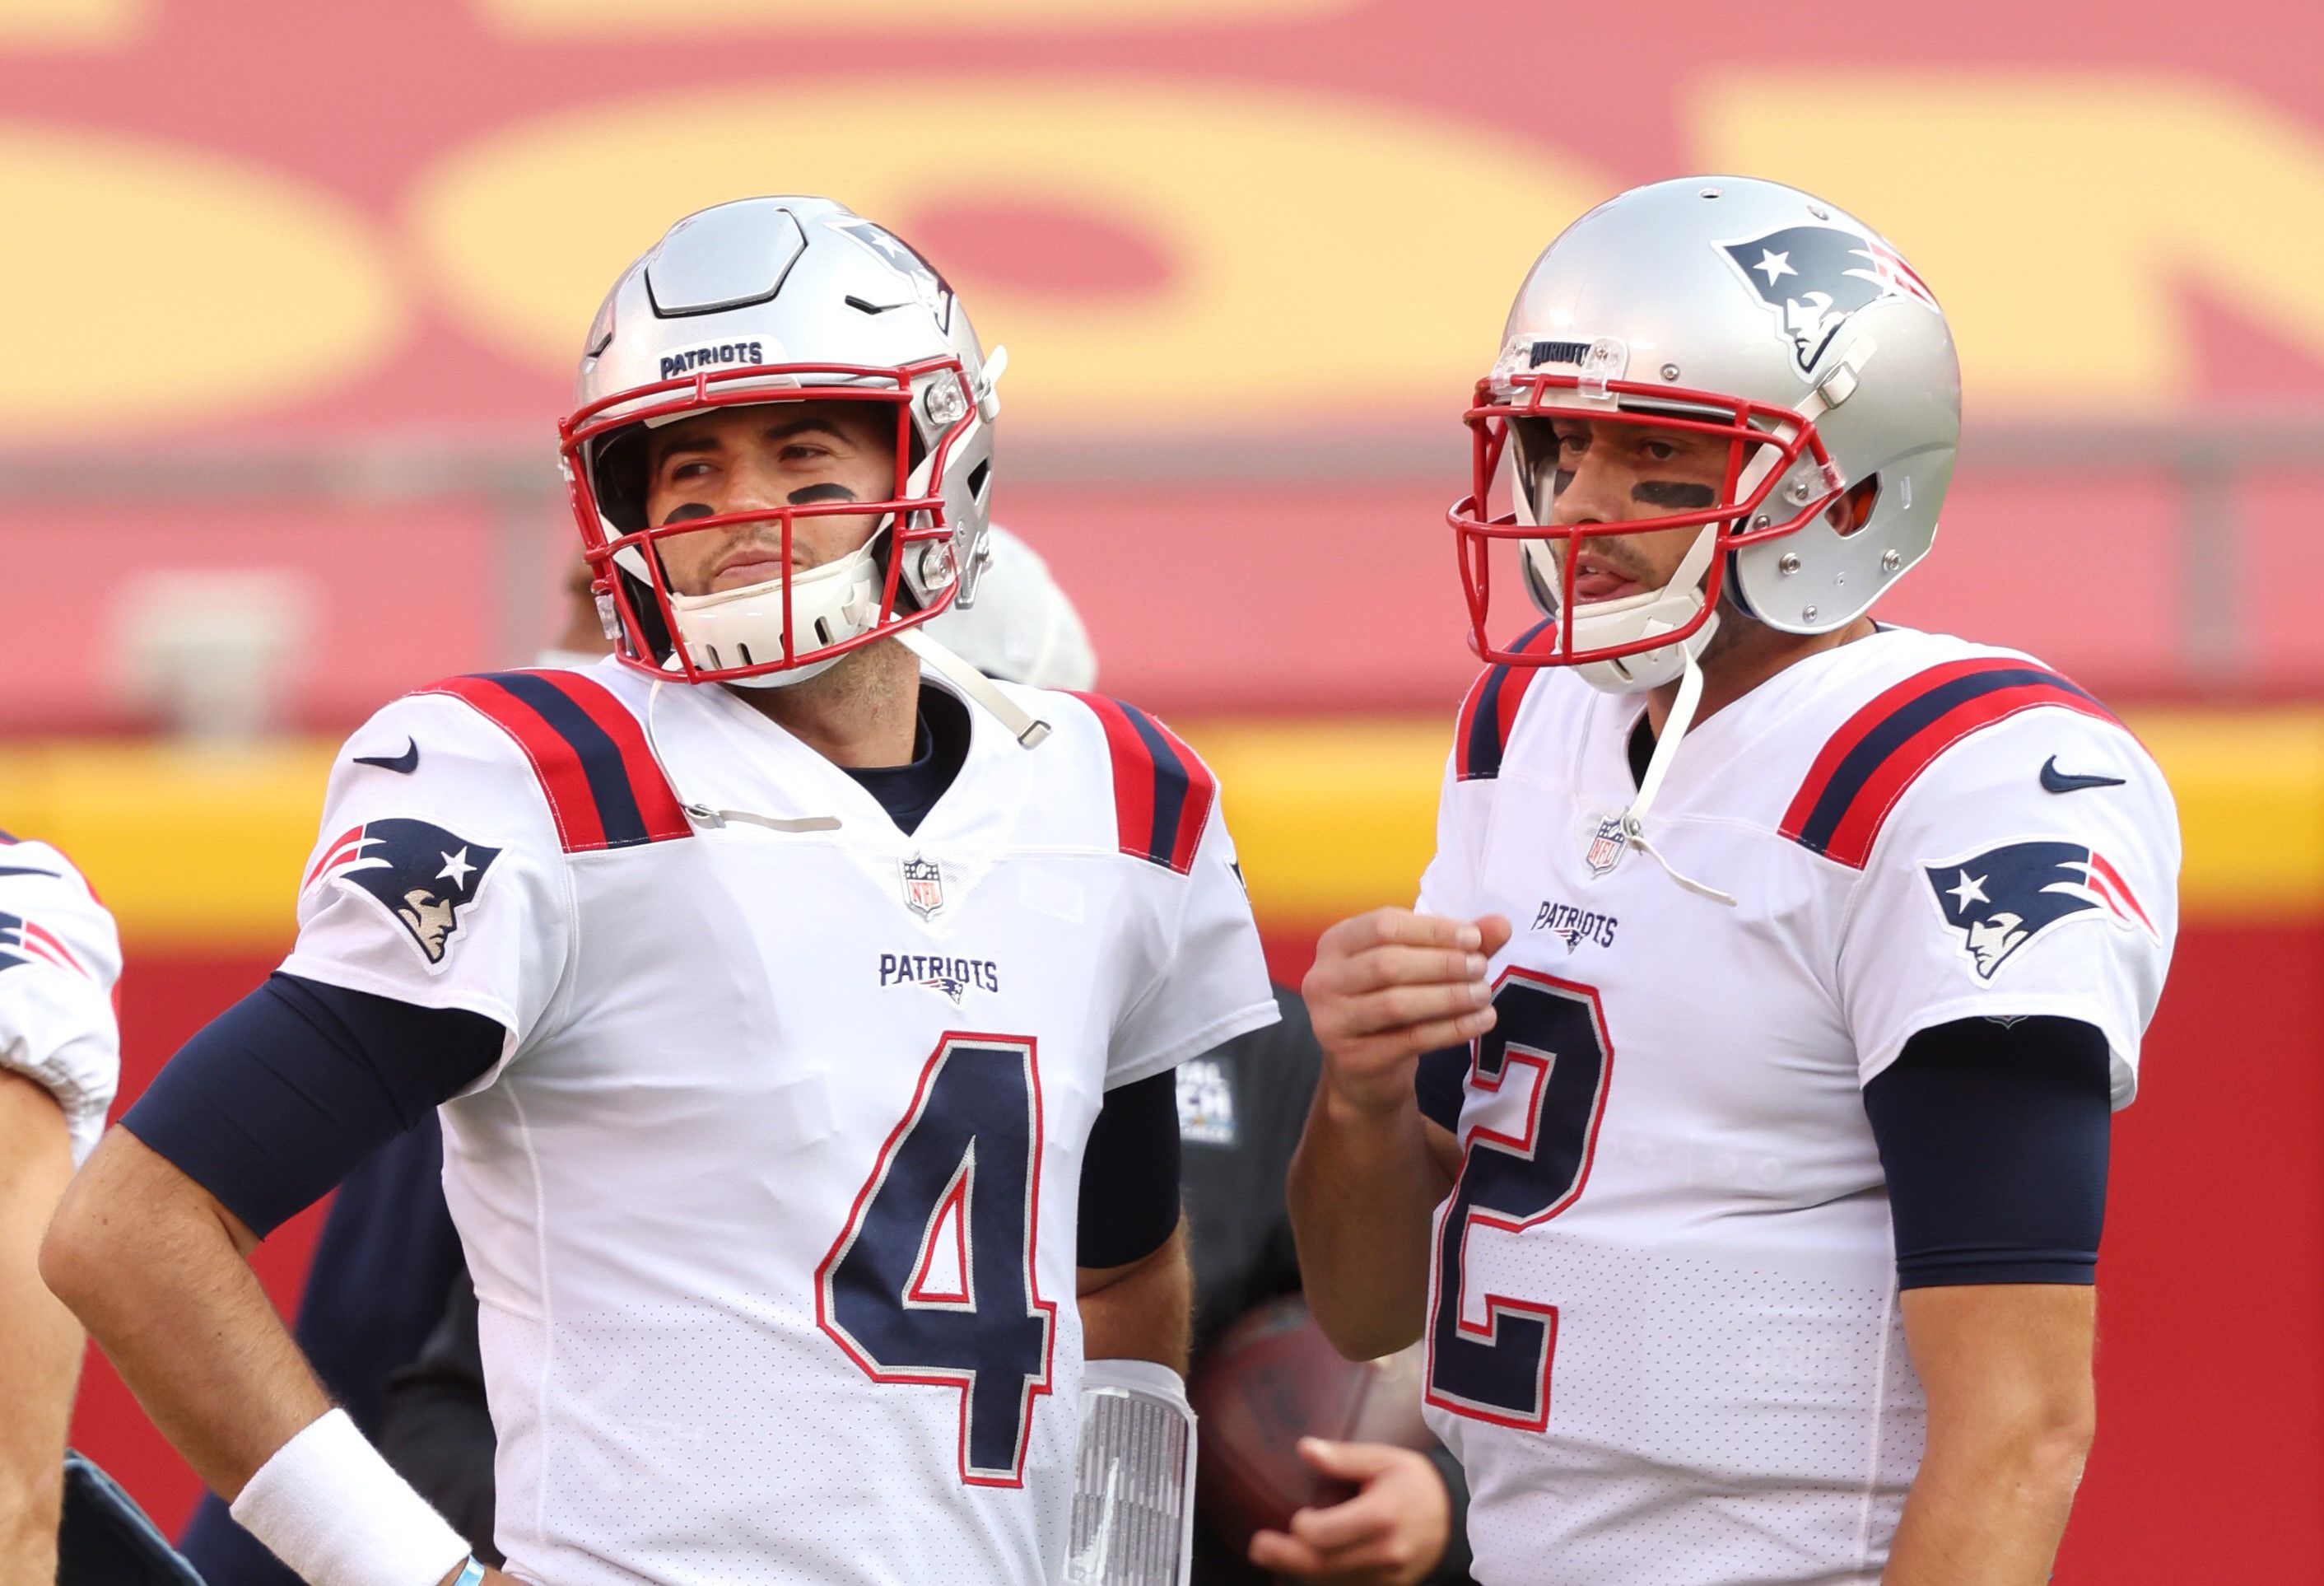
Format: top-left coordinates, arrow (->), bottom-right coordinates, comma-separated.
1067,1360 -> 1198,1586
229,1409 -> 472,1586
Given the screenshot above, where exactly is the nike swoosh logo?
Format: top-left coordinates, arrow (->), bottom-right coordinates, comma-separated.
2040,756 -> 2125,794
0,865 -> 57,879
353,738 -> 420,775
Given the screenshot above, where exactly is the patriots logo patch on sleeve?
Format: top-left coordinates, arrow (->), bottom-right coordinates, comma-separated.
1924,840 -> 2155,980
0,910 -> 90,978
305,819 -> 502,970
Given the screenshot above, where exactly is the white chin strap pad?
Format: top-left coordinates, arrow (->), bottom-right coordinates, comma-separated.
1521,524 -> 1722,695
668,543 -> 884,687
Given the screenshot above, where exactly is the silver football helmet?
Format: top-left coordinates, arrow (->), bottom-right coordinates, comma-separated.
560,196 -> 1004,688
1450,175 -> 1961,693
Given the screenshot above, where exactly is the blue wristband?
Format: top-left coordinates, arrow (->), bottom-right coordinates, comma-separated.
453,1560 -> 487,1586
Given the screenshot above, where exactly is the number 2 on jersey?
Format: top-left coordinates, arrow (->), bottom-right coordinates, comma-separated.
1427,970 -> 1614,1430
817,1033 -> 1057,1486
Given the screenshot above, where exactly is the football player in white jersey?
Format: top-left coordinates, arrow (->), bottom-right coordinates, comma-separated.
45,198 -> 1277,1586
1287,178 -> 2177,1585
0,831 -> 120,1583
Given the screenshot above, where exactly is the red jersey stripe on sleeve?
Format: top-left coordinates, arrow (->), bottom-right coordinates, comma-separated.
1069,693 -> 1216,874
1783,660 -> 2120,870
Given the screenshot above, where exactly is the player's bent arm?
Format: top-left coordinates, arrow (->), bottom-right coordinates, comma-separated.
40,1127 -> 330,1498
1882,1285 -> 2095,1585
42,1133 -> 501,1586
0,1071 -> 82,1583
1078,1219 -> 1194,1374
1865,1016 -> 2113,1583
1289,908 -> 1503,1361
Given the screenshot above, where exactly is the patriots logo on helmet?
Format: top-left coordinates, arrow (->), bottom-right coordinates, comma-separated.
1718,224 -> 1940,376
1924,839 -> 2155,981
0,911 -> 90,978
831,217 -> 954,333
305,819 -> 502,970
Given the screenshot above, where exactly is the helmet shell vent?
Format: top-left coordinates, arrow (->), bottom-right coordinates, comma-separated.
646,202 -> 808,317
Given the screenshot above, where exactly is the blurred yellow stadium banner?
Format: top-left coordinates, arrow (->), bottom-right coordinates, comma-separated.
0,123 -> 400,434
1700,74 -> 2324,409
6,66 -> 2322,430
0,0 -> 142,48
2,709 -> 2312,950
407,79 -> 1612,431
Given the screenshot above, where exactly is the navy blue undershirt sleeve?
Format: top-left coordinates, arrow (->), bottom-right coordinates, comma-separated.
1415,1044 -> 1469,1132
120,973 -> 505,1238
1862,1015 -> 2112,1290
1076,1069 -> 1183,1269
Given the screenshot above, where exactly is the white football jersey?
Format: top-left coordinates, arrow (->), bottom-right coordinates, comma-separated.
0,831 -> 122,1164
280,660 -> 1276,1586
1416,627 -> 2177,1586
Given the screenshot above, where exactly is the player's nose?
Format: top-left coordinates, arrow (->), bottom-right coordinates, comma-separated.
718,452 -> 795,518
1548,450 -> 1634,525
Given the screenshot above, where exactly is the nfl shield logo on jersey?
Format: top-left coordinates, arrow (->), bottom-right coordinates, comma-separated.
900,854 -> 946,920
1924,839 -> 2156,980
1585,816 -> 1627,877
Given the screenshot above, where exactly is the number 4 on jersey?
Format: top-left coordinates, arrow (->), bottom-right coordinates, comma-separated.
1427,971 -> 1614,1430
817,1034 -> 1057,1486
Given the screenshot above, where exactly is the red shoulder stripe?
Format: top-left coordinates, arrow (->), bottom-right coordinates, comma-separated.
420,672 -> 689,853
1782,660 -> 2119,870
1069,693 -> 1216,873
1454,618 -> 1559,781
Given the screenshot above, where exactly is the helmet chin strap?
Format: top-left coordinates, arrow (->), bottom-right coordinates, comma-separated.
1617,653 -> 1736,907
897,627 -> 1051,748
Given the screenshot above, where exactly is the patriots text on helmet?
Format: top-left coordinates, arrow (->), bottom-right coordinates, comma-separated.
658,341 -> 765,381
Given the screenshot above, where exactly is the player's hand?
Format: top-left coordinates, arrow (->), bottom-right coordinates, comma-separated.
1247,1438 -> 1452,1585
1303,908 -> 1511,1117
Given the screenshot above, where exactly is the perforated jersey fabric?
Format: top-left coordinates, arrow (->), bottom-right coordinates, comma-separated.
1418,627 -> 2177,1584
280,659 -> 1277,1586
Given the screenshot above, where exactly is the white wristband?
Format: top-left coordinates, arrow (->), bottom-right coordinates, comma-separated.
230,1409 -> 473,1586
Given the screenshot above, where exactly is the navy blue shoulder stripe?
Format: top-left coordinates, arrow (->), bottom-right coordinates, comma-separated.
1069,693 -> 1218,874
1455,618 -> 1557,781
1781,659 -> 2120,870
422,670 -> 691,853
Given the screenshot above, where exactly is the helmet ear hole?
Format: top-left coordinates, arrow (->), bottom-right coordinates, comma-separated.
1828,475 -> 1879,538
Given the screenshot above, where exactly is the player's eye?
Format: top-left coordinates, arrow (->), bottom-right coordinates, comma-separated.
781,442 -> 834,463
1553,430 -> 1590,455
664,459 -> 715,483
1642,441 -> 1678,461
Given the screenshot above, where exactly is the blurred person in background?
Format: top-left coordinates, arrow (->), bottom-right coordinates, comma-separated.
45,196 -> 1274,1586
1291,177 -> 2179,1584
